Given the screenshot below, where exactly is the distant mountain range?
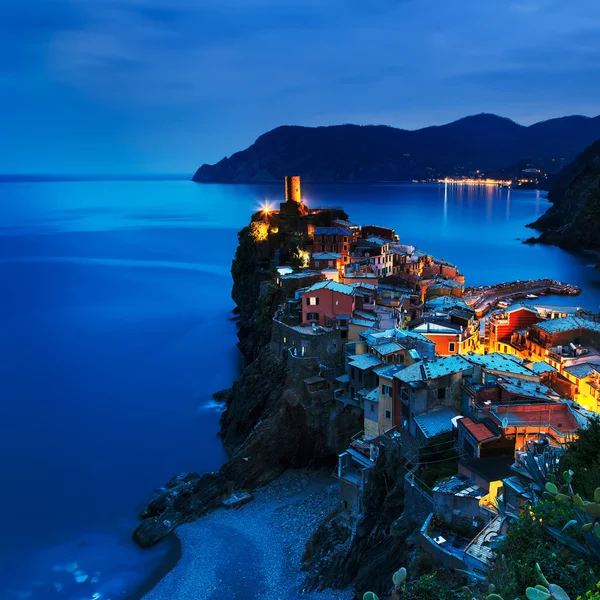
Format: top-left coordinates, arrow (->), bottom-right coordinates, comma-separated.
527,138 -> 600,252
193,114 -> 600,183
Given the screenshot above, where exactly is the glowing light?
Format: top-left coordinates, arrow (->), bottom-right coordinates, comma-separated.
259,201 -> 274,215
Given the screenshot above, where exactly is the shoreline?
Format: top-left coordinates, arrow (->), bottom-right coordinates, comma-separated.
124,534 -> 183,600
141,469 -> 353,600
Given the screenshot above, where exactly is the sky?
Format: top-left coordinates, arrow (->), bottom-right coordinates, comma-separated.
2,0 -> 600,174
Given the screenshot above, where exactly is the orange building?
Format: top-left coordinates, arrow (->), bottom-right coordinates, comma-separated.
488,304 -> 541,354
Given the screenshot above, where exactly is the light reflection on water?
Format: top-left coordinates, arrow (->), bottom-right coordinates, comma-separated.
0,180 -> 598,599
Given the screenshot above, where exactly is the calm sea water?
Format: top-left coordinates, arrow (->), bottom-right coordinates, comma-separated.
0,180 -> 599,600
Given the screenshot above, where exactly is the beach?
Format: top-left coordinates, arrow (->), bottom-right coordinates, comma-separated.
143,469 -> 353,600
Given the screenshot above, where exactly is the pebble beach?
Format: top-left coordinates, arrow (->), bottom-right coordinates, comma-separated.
143,469 -> 353,600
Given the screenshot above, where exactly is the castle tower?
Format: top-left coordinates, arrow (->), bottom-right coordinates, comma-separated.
285,176 -> 301,204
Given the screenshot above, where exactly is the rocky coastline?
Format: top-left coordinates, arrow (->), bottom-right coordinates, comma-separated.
525,138 -> 600,259
133,207 -> 424,598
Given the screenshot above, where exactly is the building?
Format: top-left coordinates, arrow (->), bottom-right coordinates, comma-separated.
488,304 -> 542,354
301,280 -> 356,328
411,317 -> 480,355
313,227 -> 354,264
394,355 -> 474,439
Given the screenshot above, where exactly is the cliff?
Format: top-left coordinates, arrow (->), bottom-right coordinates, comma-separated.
193,114 -> 600,183
527,139 -> 600,252
134,211 -> 361,548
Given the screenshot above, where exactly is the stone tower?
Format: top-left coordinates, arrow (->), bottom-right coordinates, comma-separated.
285,176 -> 301,203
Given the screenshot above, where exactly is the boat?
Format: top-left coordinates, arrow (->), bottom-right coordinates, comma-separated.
526,294 -> 538,299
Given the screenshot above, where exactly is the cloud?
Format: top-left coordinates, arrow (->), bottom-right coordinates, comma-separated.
2,0 -> 600,172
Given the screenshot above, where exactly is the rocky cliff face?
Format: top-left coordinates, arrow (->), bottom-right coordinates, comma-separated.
527,139 -> 600,252
302,436 -> 414,599
134,216 -> 361,548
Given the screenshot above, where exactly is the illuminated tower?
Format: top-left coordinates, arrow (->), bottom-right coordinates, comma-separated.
285,176 -> 301,203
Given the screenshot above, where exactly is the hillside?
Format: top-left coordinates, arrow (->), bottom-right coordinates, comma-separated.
528,139 -> 600,251
193,113 -> 600,183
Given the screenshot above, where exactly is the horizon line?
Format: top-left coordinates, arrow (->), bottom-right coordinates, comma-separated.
0,173 -> 193,182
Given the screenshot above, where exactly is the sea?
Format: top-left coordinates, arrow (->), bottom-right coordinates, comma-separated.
0,179 -> 599,600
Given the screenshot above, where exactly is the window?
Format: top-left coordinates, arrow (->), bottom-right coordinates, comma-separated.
314,261 -> 320,267
328,261 -> 334,267
385,409 -> 392,420
344,237 -> 348,243
448,342 -> 456,352
382,384 -> 392,397
358,370 -> 363,383
343,245 -> 348,252
370,404 -> 375,413
307,312 -> 319,321
438,387 -> 446,400
308,296 -> 319,306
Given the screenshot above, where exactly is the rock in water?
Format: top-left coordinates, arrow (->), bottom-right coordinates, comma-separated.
133,472 -> 227,547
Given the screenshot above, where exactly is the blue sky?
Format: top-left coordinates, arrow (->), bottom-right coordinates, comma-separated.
2,0 -> 600,174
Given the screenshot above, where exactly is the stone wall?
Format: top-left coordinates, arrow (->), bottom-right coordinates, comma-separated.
403,467 -> 433,525
270,319 -> 345,377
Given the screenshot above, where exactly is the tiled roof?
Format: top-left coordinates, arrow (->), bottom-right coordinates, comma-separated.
305,280 -> 356,296
365,388 -> 380,403
314,227 -> 353,236
464,353 -> 535,377
374,364 -> 405,378
394,355 -> 472,383
459,417 -> 498,443
414,406 -> 460,439
348,353 -> 383,370
373,341 -> 402,356
497,376 -> 557,401
528,361 -> 557,374
564,362 -> 600,380
312,252 -> 342,259
365,236 -> 390,247
534,316 -> 600,335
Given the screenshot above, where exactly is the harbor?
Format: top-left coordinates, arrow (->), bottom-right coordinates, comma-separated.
464,278 -> 582,317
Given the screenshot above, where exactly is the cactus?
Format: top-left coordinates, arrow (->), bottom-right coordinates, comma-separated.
392,567 -> 407,586
363,565 -> 578,600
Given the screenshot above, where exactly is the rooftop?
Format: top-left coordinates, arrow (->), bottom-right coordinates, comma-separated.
348,353 -> 384,370
414,406 -> 460,439
395,355 -> 473,383
351,318 -> 377,327
528,361 -> 557,375
490,402 -> 578,434
365,235 -> 391,247
365,388 -> 380,404
374,364 -> 406,378
279,270 -> 323,280
314,227 -> 353,236
534,316 -> 600,335
496,376 -> 557,401
305,280 -> 355,296
464,353 -> 536,377
458,418 -> 498,443
312,252 -> 342,260
564,362 -> 600,380
373,341 -> 403,356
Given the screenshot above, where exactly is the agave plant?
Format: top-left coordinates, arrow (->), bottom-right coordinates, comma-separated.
541,470 -> 600,563
363,564 -> 573,600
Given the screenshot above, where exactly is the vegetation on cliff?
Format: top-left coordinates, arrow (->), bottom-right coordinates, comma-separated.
528,139 -> 600,251
193,114 -> 600,183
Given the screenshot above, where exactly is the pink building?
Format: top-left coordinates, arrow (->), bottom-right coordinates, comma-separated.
302,280 -> 356,326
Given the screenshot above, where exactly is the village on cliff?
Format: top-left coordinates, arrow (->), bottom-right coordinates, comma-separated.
256,176 -> 600,577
